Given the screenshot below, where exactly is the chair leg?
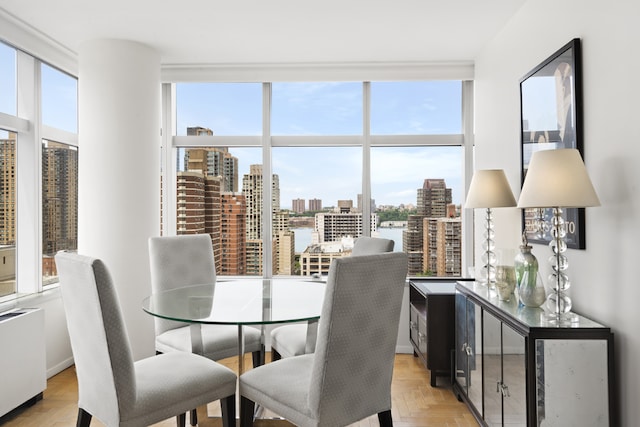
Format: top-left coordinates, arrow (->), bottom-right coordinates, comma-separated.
271,349 -> 282,361
378,409 -> 393,427
176,412 -> 186,427
189,408 -> 197,426
252,349 -> 262,367
76,408 -> 92,427
221,394 -> 236,427
240,396 -> 255,427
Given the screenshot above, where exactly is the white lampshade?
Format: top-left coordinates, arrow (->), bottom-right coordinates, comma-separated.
465,169 -> 517,209
518,148 -> 600,208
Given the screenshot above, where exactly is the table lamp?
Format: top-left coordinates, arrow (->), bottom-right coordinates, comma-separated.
465,169 -> 517,289
517,148 -> 600,323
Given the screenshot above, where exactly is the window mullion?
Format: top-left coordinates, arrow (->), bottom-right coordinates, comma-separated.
262,82 -> 273,278
362,82 -> 371,237
16,51 -> 41,293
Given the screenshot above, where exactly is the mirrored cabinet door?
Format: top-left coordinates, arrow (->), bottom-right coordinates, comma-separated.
502,324 -> 526,426
468,298 -> 483,415
482,310 -> 502,426
535,339 -> 609,426
454,292 -> 468,391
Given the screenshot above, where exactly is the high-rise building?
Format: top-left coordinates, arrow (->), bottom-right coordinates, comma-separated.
423,217 -> 462,276
176,171 -> 223,273
336,199 -> 353,213
0,134 -> 17,293
274,211 -> 295,275
315,212 -> 378,243
308,198 -> 322,211
177,172 -> 206,234
0,134 -> 17,246
184,146 -> 239,193
220,192 -> 246,275
403,178 -> 455,276
277,230 -> 295,275
436,218 -> 462,276
417,179 -> 452,217
204,175 -> 222,273
242,164 -> 282,274
42,141 -> 78,278
187,126 -> 213,136
292,198 -> 305,214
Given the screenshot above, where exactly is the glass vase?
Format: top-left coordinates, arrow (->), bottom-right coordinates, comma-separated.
514,240 -> 545,307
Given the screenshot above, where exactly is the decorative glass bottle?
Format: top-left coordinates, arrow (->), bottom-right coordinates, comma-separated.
514,233 -> 546,307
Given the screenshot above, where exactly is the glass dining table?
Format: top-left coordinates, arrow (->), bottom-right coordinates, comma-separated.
141,277 -> 326,374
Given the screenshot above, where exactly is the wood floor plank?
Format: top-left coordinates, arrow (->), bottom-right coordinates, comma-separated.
0,353 -> 477,426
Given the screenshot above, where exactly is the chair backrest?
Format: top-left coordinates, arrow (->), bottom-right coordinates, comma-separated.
309,252 -> 408,425
351,236 -> 394,256
55,251 -> 136,426
148,234 -> 216,335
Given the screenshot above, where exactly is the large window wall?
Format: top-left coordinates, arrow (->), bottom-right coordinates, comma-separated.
166,80 -> 472,278
0,40 -> 78,300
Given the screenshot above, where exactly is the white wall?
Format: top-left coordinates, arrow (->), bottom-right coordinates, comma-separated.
474,0 -> 640,424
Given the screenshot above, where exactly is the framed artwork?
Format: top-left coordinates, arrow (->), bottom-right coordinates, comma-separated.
519,38 -> 585,249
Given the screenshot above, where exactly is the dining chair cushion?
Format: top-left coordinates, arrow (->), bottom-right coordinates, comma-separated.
157,324 -> 262,361
128,352 -> 236,427
269,324 -> 307,359
241,355 -> 316,424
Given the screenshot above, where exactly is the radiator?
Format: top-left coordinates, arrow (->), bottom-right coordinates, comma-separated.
0,308 -> 46,417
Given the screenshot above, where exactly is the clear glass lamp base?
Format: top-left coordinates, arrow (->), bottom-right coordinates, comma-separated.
543,310 -> 579,325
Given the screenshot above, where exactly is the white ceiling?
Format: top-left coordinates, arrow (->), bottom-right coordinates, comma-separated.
0,0 -> 526,66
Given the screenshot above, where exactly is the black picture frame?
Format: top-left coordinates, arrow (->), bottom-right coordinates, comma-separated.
519,38 -> 585,249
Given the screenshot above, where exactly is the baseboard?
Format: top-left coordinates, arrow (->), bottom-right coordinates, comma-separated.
395,344 -> 413,354
47,357 -> 74,379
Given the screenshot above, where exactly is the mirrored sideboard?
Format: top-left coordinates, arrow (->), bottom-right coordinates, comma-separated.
453,281 -> 615,427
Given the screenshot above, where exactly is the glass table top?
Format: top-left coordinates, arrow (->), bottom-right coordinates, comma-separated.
142,278 -> 325,326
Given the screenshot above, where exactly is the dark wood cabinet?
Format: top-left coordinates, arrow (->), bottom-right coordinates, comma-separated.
409,279 -> 459,387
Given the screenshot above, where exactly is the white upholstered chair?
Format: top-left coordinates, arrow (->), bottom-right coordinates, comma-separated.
149,234 -> 263,425
240,252 -> 408,427
148,234 -> 263,364
270,236 -> 394,361
55,251 -> 237,427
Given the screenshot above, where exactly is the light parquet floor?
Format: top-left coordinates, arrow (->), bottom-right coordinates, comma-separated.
0,353 -> 477,427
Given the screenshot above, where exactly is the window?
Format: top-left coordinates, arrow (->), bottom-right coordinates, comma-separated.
0,129 -> 16,298
176,83 -> 262,136
272,82 -> 362,135
371,145 -> 463,276
41,64 -> 77,133
175,145 -> 262,276
171,80 -> 468,278
0,42 -> 16,116
0,42 -> 78,300
273,146 -> 362,276
42,140 -> 78,285
370,81 -> 462,134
